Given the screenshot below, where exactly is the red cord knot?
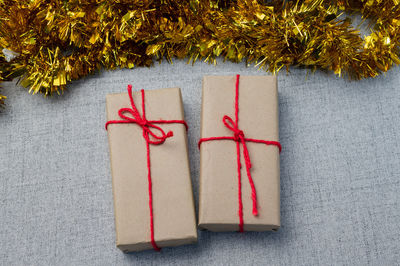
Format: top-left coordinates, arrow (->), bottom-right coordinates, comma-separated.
137,119 -> 148,127
234,130 -> 244,141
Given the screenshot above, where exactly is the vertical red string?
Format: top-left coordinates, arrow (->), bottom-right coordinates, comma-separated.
142,90 -> 160,251
141,89 -> 146,119
235,74 -> 240,125
146,139 -> 160,251
235,75 -> 244,232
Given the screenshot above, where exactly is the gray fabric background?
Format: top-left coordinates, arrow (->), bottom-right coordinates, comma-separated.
1,60 -> 399,266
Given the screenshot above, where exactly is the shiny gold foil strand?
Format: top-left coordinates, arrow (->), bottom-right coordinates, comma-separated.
0,84 -> 5,107
0,54 -> 8,106
0,0 -> 399,107
0,69 -> 4,106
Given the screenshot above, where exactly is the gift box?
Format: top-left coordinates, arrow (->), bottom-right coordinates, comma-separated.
198,75 -> 281,232
106,86 -> 197,252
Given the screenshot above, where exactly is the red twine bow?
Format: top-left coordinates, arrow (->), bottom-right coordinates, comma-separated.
198,75 -> 281,232
106,85 -> 188,251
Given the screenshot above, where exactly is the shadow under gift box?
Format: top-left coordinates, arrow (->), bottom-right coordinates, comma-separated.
198,75 -> 281,232
106,87 -> 197,252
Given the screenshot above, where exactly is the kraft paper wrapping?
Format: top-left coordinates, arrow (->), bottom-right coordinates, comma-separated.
106,87 -> 197,252
199,76 -> 280,232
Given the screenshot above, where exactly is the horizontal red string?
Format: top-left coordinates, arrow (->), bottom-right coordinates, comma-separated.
198,137 -> 281,152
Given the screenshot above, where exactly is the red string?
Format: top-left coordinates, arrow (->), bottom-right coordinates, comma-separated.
198,74 -> 281,232
106,85 -> 188,251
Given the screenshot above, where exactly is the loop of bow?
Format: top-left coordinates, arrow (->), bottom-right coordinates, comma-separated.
222,115 -> 252,170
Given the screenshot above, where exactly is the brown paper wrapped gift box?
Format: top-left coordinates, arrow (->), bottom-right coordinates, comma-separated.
199,75 -> 281,232
106,87 -> 197,252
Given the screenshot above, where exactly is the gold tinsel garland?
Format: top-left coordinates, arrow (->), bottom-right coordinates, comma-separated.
0,54 -> 7,106
0,0 -> 400,106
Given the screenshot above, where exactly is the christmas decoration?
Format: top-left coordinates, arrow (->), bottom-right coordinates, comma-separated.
1,0 -> 400,106
0,54 -> 8,106
0,86 -> 5,107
